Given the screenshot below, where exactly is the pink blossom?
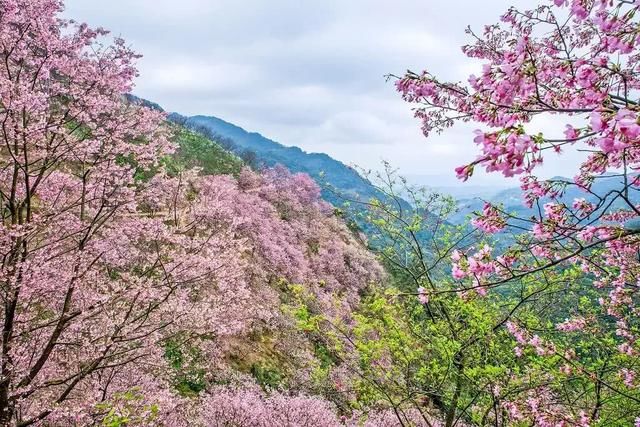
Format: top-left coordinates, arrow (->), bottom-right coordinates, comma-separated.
590,111 -> 607,132
564,125 -> 579,140
417,286 -> 430,304
471,203 -> 507,233
556,317 -> 587,332
620,368 -> 636,387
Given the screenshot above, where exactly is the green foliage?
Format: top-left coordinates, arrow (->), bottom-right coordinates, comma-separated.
312,339 -> 336,370
95,388 -> 159,427
167,126 -> 243,176
250,362 -> 284,389
283,167 -> 534,424
164,338 -> 207,396
285,284 -> 324,333
320,285 -> 518,422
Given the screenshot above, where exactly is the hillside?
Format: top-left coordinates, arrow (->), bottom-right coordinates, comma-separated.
166,125 -> 244,176
170,114 -> 383,207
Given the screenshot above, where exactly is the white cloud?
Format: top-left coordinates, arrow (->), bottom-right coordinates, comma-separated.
63,0 -> 572,186
143,61 -> 258,92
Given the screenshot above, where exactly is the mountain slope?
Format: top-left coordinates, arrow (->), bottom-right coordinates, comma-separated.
171,114 -> 383,207
125,96 -> 244,178
167,125 -> 244,176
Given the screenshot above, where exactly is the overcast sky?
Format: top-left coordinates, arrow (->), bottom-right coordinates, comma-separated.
63,0 -> 573,187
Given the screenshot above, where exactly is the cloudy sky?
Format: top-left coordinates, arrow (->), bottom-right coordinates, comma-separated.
64,0 -> 571,188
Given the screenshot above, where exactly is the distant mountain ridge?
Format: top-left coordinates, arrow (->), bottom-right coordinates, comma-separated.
170,113 -> 385,207
451,174 -> 640,224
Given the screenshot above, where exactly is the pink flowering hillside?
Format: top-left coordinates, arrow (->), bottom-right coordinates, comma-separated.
0,0 -> 389,424
4,0 -> 640,425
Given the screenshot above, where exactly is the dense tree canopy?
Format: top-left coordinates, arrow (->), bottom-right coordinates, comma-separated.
0,1 -> 384,424
4,0 -> 640,425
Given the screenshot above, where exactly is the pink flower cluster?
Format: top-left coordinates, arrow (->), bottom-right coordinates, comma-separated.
506,321 -> 556,357
471,202 -> 507,234
556,316 -> 588,332
451,246 -> 498,296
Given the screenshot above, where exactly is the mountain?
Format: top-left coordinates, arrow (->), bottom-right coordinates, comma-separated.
167,125 -> 244,176
450,174 -> 639,224
404,174 -> 512,200
125,95 -> 244,178
169,114 -> 384,208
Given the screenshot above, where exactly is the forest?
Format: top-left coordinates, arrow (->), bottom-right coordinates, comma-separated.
0,0 -> 639,425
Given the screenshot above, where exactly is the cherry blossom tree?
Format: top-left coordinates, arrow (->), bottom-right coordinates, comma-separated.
0,0 -> 278,423
199,385 -> 343,427
0,3 -> 386,423
0,0 -> 181,422
397,0 -> 640,424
